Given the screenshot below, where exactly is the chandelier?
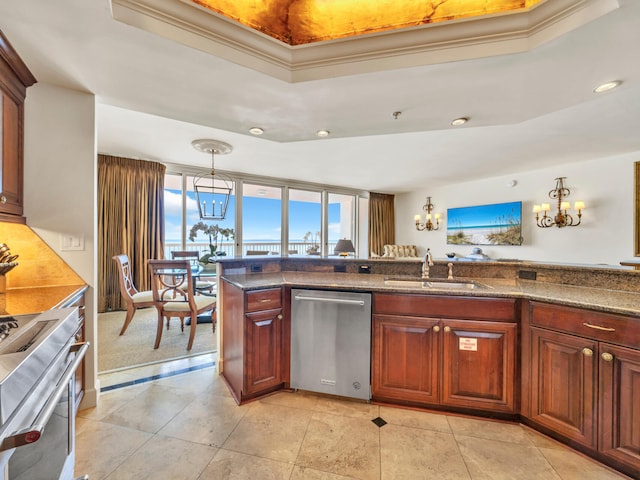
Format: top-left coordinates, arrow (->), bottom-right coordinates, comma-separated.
192,139 -> 234,220
533,177 -> 584,228
415,196 -> 441,231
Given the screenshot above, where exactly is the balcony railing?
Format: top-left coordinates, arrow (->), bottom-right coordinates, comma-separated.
165,241 -> 340,259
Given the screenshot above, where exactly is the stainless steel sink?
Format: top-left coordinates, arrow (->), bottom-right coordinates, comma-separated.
424,280 -> 480,290
383,278 -> 486,289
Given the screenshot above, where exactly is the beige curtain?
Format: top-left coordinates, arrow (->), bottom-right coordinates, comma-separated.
369,192 -> 395,256
98,155 -> 166,313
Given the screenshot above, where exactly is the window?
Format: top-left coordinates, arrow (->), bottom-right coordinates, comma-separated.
163,169 -> 366,258
289,189 -> 321,255
328,193 -> 356,253
163,173 -> 236,259
242,183 -> 282,255
164,173 -> 184,259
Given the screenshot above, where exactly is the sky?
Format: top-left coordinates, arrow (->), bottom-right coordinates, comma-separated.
164,189 -> 343,243
447,201 -> 522,229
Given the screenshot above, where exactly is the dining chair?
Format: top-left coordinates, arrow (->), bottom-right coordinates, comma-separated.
148,259 -> 217,350
113,254 -> 155,335
170,250 -> 216,294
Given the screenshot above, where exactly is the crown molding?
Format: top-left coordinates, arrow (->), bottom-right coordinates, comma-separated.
111,0 -> 619,82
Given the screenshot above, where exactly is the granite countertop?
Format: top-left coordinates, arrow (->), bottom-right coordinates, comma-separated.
0,284 -> 87,316
221,272 -> 640,318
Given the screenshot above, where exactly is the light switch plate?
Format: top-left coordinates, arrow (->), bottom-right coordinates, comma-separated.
61,233 -> 85,251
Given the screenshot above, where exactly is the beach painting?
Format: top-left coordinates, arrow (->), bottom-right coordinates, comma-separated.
447,201 -> 523,246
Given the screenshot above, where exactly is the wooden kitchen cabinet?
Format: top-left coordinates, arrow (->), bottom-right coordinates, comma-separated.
372,293 -> 518,414
529,327 -> 597,447
372,314 -> 439,405
0,29 -> 36,222
221,280 -> 286,403
245,307 -> 283,395
526,301 -> 640,478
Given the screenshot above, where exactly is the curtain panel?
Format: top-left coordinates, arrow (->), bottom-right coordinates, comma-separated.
98,155 -> 166,313
369,192 -> 395,256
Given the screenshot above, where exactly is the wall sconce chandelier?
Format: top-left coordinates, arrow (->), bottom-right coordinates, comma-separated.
533,177 -> 584,228
192,139 -> 234,221
415,196 -> 441,231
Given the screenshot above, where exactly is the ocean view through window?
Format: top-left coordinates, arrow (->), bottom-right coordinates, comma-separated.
163,171 -> 364,258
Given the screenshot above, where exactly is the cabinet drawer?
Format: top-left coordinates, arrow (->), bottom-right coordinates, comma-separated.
530,301 -> 640,348
373,293 -> 515,321
246,288 -> 282,312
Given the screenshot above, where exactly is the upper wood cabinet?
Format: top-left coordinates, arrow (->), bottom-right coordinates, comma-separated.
0,29 -> 36,222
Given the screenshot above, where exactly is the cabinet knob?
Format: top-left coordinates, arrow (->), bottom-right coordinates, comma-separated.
433,325 -> 440,332
0,195 -> 6,204
601,352 -> 614,362
277,314 -> 283,320
443,326 -> 451,333
582,348 -> 593,357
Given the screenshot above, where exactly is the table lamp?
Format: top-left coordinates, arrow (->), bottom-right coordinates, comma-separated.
334,239 -> 356,256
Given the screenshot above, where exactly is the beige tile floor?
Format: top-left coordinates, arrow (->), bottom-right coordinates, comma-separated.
77,357 -> 632,480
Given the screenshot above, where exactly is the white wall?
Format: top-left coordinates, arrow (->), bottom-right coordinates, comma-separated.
395,152 -> 637,266
24,83 -> 98,408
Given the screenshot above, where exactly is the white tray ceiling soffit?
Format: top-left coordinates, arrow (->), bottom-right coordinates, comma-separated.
111,0 -> 620,83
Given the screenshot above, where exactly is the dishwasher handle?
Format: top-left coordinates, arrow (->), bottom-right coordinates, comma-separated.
293,295 -> 365,306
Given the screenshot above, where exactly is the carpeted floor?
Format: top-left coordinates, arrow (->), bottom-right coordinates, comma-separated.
98,307 -> 216,373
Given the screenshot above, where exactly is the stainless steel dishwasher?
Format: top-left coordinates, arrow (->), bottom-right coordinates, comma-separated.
291,289 -> 372,401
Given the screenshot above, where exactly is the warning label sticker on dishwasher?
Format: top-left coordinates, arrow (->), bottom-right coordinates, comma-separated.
459,338 -> 478,351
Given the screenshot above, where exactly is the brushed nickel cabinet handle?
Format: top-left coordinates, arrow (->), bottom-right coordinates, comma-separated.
444,326 -> 451,333
601,352 -> 614,362
582,348 -> 593,357
259,299 -> 272,303
433,325 -> 440,332
583,322 -> 615,332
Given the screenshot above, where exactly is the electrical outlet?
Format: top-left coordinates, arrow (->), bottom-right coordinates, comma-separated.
358,265 -> 371,274
518,270 -> 537,280
60,233 -> 84,251
250,264 -> 263,273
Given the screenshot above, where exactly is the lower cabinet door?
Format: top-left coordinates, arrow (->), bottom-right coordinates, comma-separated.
530,327 -> 598,448
245,308 -> 283,396
372,314 -> 439,405
441,319 -> 517,413
599,343 -> 640,476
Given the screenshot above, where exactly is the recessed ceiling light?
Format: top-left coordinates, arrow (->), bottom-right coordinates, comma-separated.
249,127 -> 264,135
450,117 -> 468,126
593,80 -> 621,93
316,130 -> 330,137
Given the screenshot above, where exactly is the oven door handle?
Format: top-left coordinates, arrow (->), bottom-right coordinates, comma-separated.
0,341 -> 89,451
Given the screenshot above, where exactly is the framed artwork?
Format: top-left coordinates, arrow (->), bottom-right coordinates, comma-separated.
635,161 -> 640,256
447,201 -> 523,246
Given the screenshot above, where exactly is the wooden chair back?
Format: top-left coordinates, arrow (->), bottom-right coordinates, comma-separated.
113,254 -> 155,335
148,259 -> 216,350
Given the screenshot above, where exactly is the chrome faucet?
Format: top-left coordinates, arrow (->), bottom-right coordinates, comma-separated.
422,248 -> 434,279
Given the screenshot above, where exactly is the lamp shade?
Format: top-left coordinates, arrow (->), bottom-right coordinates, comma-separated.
334,239 -> 355,255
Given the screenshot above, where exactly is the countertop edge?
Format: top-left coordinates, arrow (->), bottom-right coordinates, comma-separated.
220,273 -> 640,318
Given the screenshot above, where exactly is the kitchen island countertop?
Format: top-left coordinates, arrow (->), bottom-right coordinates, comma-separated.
220,272 -> 640,318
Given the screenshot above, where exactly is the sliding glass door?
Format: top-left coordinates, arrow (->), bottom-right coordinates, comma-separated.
288,189 -> 321,255
242,183 -> 282,255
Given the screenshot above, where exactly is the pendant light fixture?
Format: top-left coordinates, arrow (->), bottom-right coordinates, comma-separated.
192,138 -> 234,220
